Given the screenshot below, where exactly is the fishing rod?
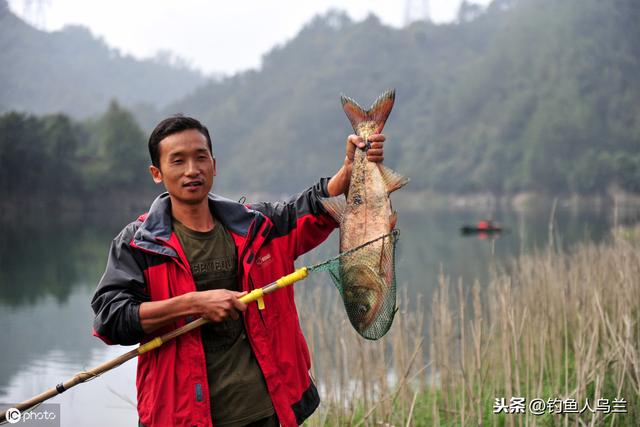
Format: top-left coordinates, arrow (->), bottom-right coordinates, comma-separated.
0,269 -> 308,424
0,230 -> 399,424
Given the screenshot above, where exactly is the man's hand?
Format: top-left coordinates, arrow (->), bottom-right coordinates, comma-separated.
194,289 -> 247,322
345,134 -> 385,167
139,289 -> 247,334
327,134 -> 386,197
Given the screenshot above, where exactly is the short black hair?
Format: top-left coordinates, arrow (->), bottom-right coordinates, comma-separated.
148,115 -> 213,168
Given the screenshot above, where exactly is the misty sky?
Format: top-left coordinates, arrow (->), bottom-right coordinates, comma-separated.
8,0 -> 492,75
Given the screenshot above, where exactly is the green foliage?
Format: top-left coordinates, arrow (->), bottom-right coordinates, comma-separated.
2,0 -> 639,196
165,0 -> 640,196
0,104 -> 154,202
0,113 -> 40,194
82,101 -> 151,190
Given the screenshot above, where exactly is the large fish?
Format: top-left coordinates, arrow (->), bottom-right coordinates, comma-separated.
321,89 -> 409,339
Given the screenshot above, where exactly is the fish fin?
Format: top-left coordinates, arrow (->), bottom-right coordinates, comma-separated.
379,164 -> 409,194
319,196 -> 347,223
390,211 -> 398,230
379,238 -> 394,287
341,95 -> 368,133
369,89 -> 395,134
341,89 -> 396,134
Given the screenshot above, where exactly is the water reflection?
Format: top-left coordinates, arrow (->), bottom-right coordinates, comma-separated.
298,201 -> 618,313
0,211 -> 136,306
0,200 -> 635,426
0,287 -> 138,426
0,210 -> 141,427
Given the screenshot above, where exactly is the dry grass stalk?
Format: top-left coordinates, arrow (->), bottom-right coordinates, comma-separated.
295,234 -> 639,425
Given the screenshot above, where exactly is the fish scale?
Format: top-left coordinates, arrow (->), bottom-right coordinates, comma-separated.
320,89 -> 409,339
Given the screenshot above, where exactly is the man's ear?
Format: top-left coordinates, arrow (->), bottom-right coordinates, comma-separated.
212,157 -> 217,176
150,165 -> 163,184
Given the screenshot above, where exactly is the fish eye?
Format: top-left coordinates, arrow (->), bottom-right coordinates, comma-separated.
357,304 -> 370,316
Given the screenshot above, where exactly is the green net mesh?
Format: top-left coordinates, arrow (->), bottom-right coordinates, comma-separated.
309,230 -> 399,340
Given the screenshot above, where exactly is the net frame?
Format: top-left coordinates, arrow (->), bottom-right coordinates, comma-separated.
309,229 -> 400,340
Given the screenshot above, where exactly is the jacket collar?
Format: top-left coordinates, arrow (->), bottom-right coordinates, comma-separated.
133,192 -> 262,256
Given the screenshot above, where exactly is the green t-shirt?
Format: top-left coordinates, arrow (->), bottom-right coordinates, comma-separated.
173,219 -> 274,427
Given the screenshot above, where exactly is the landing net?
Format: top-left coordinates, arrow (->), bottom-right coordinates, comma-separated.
309,229 -> 400,340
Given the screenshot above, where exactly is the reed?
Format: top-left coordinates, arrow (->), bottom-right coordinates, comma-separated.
296,232 -> 640,425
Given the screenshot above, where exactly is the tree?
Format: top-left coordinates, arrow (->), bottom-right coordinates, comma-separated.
90,101 -> 150,189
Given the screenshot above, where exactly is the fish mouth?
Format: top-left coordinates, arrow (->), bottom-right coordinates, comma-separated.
344,286 -> 378,331
345,295 -> 372,318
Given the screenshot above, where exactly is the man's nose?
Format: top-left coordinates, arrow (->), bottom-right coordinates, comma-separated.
185,160 -> 199,176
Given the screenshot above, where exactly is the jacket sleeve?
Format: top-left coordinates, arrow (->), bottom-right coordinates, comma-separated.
250,177 -> 339,259
91,222 -> 150,345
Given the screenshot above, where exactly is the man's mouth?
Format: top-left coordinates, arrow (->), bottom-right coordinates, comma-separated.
183,180 -> 203,188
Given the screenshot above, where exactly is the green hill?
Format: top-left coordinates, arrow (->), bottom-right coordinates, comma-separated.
166,0 -> 640,196
0,0 -> 206,118
2,0 -> 638,197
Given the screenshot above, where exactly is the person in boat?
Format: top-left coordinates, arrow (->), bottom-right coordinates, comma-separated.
90,115 -> 385,427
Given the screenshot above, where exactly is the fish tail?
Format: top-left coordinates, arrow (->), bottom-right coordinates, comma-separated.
341,89 -> 395,135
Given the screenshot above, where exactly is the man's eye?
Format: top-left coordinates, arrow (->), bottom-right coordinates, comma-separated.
198,155 -> 208,160
172,159 -> 183,164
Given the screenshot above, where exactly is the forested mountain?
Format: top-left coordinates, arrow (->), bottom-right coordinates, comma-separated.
0,0 -> 206,118
167,0 -> 640,196
2,0 -> 638,198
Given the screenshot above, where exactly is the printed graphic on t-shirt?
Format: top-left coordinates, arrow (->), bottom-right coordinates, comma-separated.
192,255 -> 235,279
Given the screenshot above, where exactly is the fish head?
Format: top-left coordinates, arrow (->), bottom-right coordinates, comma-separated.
340,263 -> 387,332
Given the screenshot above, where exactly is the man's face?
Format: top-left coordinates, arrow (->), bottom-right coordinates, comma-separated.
149,129 -> 216,206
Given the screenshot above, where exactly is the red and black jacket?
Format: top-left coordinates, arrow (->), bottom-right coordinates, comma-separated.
91,178 -> 337,427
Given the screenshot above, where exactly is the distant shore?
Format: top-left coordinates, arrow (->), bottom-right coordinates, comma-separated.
2,188 -> 640,222
392,189 -> 640,213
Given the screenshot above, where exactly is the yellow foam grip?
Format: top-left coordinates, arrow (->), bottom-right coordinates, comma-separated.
240,288 -> 265,310
138,337 -> 163,355
276,267 -> 308,288
238,268 -> 308,310
240,288 -> 264,304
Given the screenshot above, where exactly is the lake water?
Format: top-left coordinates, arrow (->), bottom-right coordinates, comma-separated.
0,196 -> 637,426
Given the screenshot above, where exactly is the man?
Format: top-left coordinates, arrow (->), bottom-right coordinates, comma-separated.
91,115 -> 385,427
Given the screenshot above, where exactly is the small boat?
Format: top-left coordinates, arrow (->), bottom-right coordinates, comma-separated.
460,220 -> 505,235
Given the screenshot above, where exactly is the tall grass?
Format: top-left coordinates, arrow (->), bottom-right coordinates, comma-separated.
296,282 -> 427,426
296,233 -> 640,425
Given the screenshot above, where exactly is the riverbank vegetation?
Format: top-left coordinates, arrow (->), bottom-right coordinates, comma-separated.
297,230 -> 640,425
4,105 -> 640,216
0,105 -> 156,214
